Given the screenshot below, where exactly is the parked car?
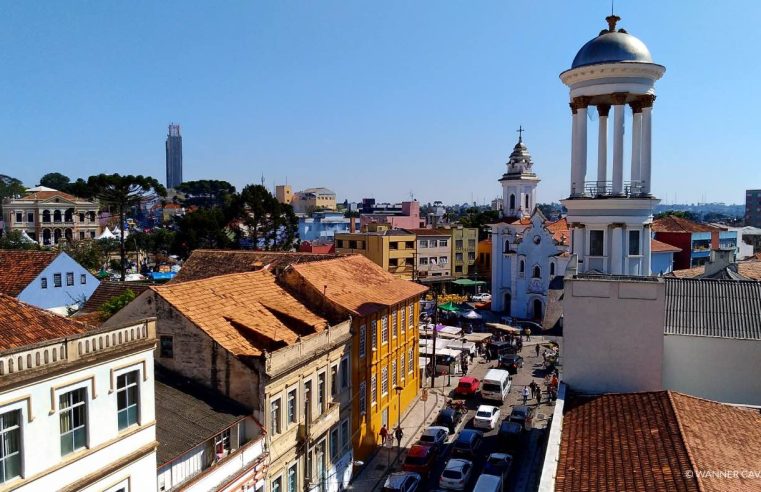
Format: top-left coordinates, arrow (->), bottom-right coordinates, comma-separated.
509,405 -> 535,430
454,376 -> 480,397
498,419 -> 524,450
471,293 -> 492,302
498,354 -> 524,375
383,472 -> 422,492
439,458 -> 474,490
418,426 -> 449,451
436,407 -> 464,434
486,340 -> 518,359
402,444 -> 439,476
473,405 -> 501,430
451,429 -> 484,459
473,473 -> 503,492
483,452 -> 513,480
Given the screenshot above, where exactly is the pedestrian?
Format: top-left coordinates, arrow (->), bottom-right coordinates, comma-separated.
530,381 -> 538,398
395,426 -> 404,445
525,327 -> 532,341
379,424 -> 388,445
536,387 -> 542,405
522,385 -> 529,405
535,344 -> 540,357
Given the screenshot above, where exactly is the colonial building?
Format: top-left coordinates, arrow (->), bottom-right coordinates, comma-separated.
0,294 -> 157,491
104,271 -> 354,492
281,255 -> 427,461
499,131 -> 539,220
0,250 -> 100,315
2,186 -> 100,245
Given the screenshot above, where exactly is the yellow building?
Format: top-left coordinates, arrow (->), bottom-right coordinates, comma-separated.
282,255 -> 427,461
335,225 -> 417,279
451,226 -> 479,278
275,184 -> 293,205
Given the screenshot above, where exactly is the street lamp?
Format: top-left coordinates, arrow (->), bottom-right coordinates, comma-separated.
394,385 -> 404,467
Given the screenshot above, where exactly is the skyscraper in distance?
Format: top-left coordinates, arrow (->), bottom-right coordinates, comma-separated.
165,123 -> 183,189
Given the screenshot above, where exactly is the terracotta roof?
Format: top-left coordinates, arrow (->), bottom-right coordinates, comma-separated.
0,250 -> 58,296
286,255 -> 428,317
670,260 -> 761,281
403,228 -> 452,236
20,190 -> 80,202
510,217 -> 532,226
547,218 -> 570,244
0,294 -> 90,351
163,203 -> 182,209
173,249 -> 342,283
78,281 -> 151,314
153,270 -> 328,357
670,266 -> 704,279
653,216 -> 717,233
557,390 -> 761,492
652,238 -> 683,253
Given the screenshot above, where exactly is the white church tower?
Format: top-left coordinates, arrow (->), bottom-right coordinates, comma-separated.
560,15 -> 665,275
500,127 -> 540,219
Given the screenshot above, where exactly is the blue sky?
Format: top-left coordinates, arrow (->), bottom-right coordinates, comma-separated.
1,1 -> 759,205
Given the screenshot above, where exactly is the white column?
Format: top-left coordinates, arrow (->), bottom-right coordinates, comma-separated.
643,226 -> 652,275
570,105 -> 579,195
577,103 -> 589,195
612,99 -> 625,196
641,104 -> 653,195
630,106 -> 643,193
596,105 -> 610,190
611,226 -> 623,275
572,226 -> 586,272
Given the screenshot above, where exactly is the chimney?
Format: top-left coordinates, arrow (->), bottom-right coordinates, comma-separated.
704,248 -> 736,277
350,217 -> 356,233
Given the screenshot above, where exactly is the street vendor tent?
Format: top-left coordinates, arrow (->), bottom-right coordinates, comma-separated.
438,301 -> 461,312
462,310 -> 482,320
445,340 -> 476,355
97,227 -> 116,240
464,333 -> 492,343
451,279 -> 487,287
486,322 -> 521,334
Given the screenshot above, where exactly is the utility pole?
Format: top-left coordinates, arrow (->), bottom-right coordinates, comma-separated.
430,291 -> 439,389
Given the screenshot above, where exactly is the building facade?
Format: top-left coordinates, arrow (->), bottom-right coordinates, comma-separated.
334,227 -> 417,279
359,201 -> 424,230
451,226 -> 478,278
165,124 -> 183,189
298,212 -> 357,242
2,186 -> 101,245
405,229 -> 451,282
652,215 -> 738,269
746,189 -> 761,227
287,188 -> 337,214
0,294 -> 157,491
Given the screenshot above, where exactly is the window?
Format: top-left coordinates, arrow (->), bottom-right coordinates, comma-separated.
519,260 -> 525,274
400,306 -> 406,334
419,257 -> 428,265
15,212 -> 22,223
408,348 -> 414,373
304,381 -> 312,421
532,266 -> 541,279
550,262 -> 555,276
26,212 -> 33,223
330,365 -> 338,398
41,277 -> 47,289
392,311 -> 397,338
272,476 -> 282,492
53,273 -> 62,288
66,272 -> 74,286
439,239 -> 448,247
456,239 -> 463,249
0,411 -> 21,484
79,231 -> 85,240
455,253 -> 463,262
79,212 -> 85,223
509,194 -> 516,210
287,388 -> 297,424
359,325 -> 366,358
60,388 -> 87,456
389,258 -> 399,268
430,257 -> 437,265
80,274 -> 87,284
440,256 -> 448,264
214,429 -> 231,459
525,194 -> 529,209
318,373 -> 326,415
589,230 -> 605,256
400,353 -> 405,379
419,240 -> 428,248
381,316 -> 389,344
392,360 -> 397,387
467,252 -> 476,261
330,427 -> 339,459
408,304 -> 414,327
404,257 -> 413,266
271,398 -> 282,435
405,241 -> 414,249
359,382 -> 367,413
370,375 -> 377,405
504,239 -> 510,252
629,230 -> 641,256
288,464 -> 298,492
159,336 -> 173,358
341,419 -> 349,449
117,371 -> 140,430
371,323 -> 377,351
455,266 -> 463,273
468,239 -> 476,249
340,359 -> 349,390
381,366 -> 389,396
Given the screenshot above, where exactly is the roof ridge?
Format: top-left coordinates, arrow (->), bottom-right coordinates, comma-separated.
666,391 -> 705,492
155,268 -> 273,291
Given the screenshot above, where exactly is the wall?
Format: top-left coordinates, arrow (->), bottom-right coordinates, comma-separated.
655,232 -> 691,270
650,251 -> 674,275
451,228 -> 478,278
663,335 -> 761,406
563,277 -> 665,394
18,252 -> 100,314
416,236 -> 450,279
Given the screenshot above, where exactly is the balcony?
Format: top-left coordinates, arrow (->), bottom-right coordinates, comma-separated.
578,181 -> 647,198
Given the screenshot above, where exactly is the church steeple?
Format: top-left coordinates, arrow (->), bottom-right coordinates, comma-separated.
499,128 -> 541,219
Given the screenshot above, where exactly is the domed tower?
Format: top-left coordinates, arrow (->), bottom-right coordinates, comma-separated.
559,15 -> 665,275
500,128 -> 540,219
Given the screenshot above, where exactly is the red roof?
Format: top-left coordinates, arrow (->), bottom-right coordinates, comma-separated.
546,218 -> 570,244
0,294 -> 90,351
0,250 -> 58,296
20,190 -> 80,202
651,238 -> 682,253
652,215 -> 717,233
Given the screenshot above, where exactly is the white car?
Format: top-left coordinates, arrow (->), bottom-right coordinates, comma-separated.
418,426 -> 449,450
439,458 -> 474,490
471,293 -> 492,302
473,405 -> 501,430
383,471 -> 422,492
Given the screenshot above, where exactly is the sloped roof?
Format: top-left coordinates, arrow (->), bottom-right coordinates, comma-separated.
286,255 -> 428,317
20,188 -> 80,202
664,278 -> 761,339
546,218 -> 570,244
403,228 -> 452,236
173,249 -> 341,283
652,238 -> 682,253
671,260 -> 761,281
78,281 -> 151,314
653,215 -> 717,233
0,294 -> 89,351
153,270 -> 328,357
0,250 -> 58,296
556,390 -> 761,492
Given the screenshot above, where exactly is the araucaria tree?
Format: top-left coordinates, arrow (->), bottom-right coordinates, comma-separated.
87,174 -> 166,281
238,184 -> 298,250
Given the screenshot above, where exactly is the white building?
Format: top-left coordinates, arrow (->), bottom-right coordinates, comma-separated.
559,15 -> 665,276
0,294 -> 157,491
499,132 -> 539,220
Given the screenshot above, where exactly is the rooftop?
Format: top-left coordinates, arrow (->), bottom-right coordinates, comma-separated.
153,270 -> 328,357
0,293 -> 90,352
670,259 -> 761,281
17,187 -> 82,202
0,250 -> 58,296
403,228 -> 452,237
77,281 -> 151,315
652,215 -> 718,233
652,238 -> 682,253
172,249 -> 341,283
285,255 -> 428,317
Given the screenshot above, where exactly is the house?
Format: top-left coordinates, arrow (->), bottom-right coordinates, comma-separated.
0,250 -> 99,314
281,255 -> 428,460
2,186 -> 101,245
404,229 -> 452,283
476,238 -> 492,283
541,388 -> 761,492
155,367 -> 267,492
103,270 -> 354,492
0,294 -> 157,491
670,254 -> 761,281
282,187 -> 337,214
298,212 -> 358,242
359,201 -> 424,230
650,238 -> 681,275
334,226 -> 417,279
652,215 -> 738,269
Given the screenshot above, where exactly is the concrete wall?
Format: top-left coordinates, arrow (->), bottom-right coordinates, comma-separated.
663,335 -> 761,406
563,277 -> 665,394
18,252 -> 100,313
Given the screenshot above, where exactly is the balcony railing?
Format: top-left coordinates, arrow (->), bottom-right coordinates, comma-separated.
579,181 -> 647,198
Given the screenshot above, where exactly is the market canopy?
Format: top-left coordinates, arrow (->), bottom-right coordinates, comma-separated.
451,279 -> 487,286
486,322 -> 521,334
438,301 -> 462,312
462,310 -> 482,320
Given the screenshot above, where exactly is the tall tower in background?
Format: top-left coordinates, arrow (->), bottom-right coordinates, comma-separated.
165,123 -> 183,189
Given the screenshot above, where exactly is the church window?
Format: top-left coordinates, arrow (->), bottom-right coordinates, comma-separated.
525,195 -> 529,209
509,194 -> 516,210
519,259 -> 525,275
504,239 -> 510,252
589,231 -> 604,256
628,230 -> 641,256
532,266 -> 541,279
550,262 -> 555,276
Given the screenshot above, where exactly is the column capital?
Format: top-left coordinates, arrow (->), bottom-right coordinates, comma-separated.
573,96 -> 592,108
596,104 -> 611,117
569,102 -> 578,114
611,92 -> 628,106
639,94 -> 656,108
629,101 -> 643,113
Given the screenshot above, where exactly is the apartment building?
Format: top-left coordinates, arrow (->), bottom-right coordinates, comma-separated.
403,229 -> 451,282
334,225 -> 416,279
450,226 -> 478,278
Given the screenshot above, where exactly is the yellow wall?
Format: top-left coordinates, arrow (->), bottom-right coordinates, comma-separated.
351,298 -> 421,460
451,227 -> 479,278
336,233 -> 416,280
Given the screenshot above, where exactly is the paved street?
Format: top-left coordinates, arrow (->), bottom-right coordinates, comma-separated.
351,336 -> 557,492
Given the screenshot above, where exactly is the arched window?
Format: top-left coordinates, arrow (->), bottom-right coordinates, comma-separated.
525,194 -> 529,209
53,210 -> 62,223
550,262 -> 555,276
504,239 -> 510,252
532,265 -> 541,278
519,259 -> 525,274
42,210 -> 51,223
509,194 -> 516,210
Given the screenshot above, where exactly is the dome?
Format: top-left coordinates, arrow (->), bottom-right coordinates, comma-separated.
571,16 -> 653,69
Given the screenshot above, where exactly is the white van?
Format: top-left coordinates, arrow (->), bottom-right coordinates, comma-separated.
480,369 -> 511,402
473,473 -> 503,492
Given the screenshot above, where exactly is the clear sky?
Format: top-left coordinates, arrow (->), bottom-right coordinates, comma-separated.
1,1 -> 759,205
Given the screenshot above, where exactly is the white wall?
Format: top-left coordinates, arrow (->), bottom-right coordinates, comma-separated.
563,277 -> 665,394
663,335 -> 761,406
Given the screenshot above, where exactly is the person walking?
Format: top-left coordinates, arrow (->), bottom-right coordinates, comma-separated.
536,386 -> 542,405
379,424 -> 388,446
522,385 -> 529,405
535,344 -> 540,357
525,327 -> 532,341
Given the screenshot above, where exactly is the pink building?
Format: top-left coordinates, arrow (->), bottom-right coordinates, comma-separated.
360,201 -> 424,230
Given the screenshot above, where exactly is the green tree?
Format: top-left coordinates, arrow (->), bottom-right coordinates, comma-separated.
0,230 -> 41,250
0,175 -> 27,214
173,207 -> 234,256
59,238 -> 111,272
176,179 -> 236,208
458,208 -> 501,240
655,210 -> 697,221
39,172 -> 72,191
238,184 -> 298,250
99,289 -> 136,320
87,174 -> 166,281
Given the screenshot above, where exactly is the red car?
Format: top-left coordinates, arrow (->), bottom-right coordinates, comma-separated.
403,444 -> 439,476
454,376 -> 480,397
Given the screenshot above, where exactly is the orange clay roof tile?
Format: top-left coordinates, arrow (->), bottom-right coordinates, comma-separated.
0,250 -> 58,296
0,293 -> 90,351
